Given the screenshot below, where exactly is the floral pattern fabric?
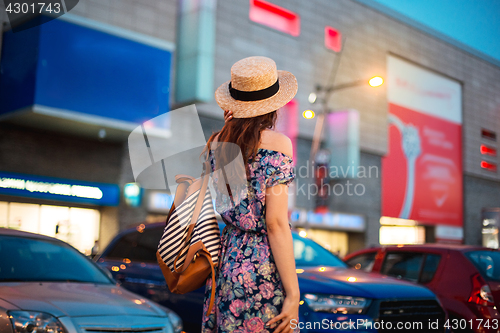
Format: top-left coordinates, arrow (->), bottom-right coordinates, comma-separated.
201,148 -> 296,333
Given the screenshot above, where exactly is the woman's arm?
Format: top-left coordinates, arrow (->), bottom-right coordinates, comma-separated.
265,184 -> 300,333
263,134 -> 300,333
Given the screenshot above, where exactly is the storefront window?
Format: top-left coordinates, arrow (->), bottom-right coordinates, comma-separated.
296,227 -> 348,257
482,209 -> 499,249
0,201 -> 100,255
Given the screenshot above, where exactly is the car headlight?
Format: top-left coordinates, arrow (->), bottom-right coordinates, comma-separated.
303,294 -> 371,314
163,308 -> 182,333
8,311 -> 66,333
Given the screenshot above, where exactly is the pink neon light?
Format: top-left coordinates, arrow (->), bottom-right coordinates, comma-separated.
325,26 -> 342,52
249,0 -> 300,37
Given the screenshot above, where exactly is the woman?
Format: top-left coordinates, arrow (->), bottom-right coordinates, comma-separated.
202,56 -> 300,333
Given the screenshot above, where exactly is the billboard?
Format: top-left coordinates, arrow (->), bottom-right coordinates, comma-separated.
382,56 -> 462,227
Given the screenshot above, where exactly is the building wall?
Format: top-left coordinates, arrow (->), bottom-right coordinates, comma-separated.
0,122 -> 134,248
199,0 -> 500,176
69,0 -> 177,43
0,123 -> 123,183
200,0 -> 500,245
1,0 -> 499,246
464,175 -> 500,245
1,0 -> 499,173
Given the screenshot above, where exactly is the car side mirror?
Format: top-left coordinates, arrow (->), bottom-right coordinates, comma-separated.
97,265 -> 117,283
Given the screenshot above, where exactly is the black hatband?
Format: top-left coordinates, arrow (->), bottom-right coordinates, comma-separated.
229,80 -> 279,101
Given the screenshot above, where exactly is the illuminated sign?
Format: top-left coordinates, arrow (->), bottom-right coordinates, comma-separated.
249,0 -> 300,37
325,26 -> 342,52
481,161 -> 497,172
124,182 -> 142,207
481,144 -> 497,156
147,191 -> 174,213
382,55 -> 463,227
0,15 -> 172,125
0,171 -> 119,206
290,209 -> 365,232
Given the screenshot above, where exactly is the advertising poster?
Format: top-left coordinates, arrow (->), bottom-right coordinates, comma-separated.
382,56 -> 463,227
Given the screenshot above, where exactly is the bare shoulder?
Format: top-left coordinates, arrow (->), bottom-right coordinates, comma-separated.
210,132 -> 220,144
259,130 -> 293,158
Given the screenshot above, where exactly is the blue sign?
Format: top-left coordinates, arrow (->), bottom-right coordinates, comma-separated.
290,209 -> 365,232
124,183 -> 142,207
0,14 -> 172,124
148,191 -> 174,213
0,171 -> 120,206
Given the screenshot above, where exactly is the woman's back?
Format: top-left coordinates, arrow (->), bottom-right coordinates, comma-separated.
208,130 -> 294,233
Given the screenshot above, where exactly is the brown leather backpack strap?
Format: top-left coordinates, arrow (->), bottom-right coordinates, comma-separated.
172,168 -> 211,273
175,174 -> 195,184
172,223 -> 195,273
165,176 -> 193,226
199,250 -> 217,318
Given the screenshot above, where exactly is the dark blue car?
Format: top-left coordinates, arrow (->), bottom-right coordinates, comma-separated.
95,222 -> 447,333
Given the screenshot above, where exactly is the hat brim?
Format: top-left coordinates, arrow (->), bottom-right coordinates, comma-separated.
214,70 -> 298,118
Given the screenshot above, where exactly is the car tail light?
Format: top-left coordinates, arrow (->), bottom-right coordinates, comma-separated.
468,273 -> 495,307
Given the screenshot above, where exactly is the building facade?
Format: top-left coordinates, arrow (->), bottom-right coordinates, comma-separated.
0,0 -> 499,256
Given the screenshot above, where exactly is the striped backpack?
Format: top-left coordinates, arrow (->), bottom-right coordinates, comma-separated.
156,155 -> 220,317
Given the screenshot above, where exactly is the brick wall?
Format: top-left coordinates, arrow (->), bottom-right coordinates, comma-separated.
0,123 -> 123,183
70,0 -> 177,42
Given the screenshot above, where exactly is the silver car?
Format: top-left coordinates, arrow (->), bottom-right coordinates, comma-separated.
0,228 -> 182,333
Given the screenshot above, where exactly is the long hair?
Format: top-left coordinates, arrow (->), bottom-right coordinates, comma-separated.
203,111 -> 278,189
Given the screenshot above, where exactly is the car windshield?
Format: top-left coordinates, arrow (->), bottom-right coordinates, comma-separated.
465,250 -> 500,282
292,234 -> 347,268
103,226 -> 162,263
0,235 -> 113,284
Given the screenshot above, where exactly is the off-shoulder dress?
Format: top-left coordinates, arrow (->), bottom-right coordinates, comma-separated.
201,148 -> 296,333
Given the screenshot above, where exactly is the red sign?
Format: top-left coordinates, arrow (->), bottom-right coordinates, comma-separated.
382,56 -> 463,227
382,104 -> 462,226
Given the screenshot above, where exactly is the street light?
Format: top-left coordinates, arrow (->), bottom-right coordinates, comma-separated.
308,92 -> 317,104
312,76 -> 384,95
303,110 -> 315,119
307,76 -> 384,162
369,76 -> 383,87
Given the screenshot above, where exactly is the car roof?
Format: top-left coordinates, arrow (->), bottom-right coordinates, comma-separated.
350,243 -> 493,254
0,227 -> 65,243
385,243 -> 491,251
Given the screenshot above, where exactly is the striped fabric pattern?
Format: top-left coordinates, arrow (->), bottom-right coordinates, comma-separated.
158,187 -> 220,272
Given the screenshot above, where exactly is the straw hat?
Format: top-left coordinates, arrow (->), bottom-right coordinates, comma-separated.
215,56 -> 298,118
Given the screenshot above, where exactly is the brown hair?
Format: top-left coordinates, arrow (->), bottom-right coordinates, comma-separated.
204,111 -> 278,180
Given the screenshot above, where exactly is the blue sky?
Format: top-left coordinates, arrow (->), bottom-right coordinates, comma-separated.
357,0 -> 500,65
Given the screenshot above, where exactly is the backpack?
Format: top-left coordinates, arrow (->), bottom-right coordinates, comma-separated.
156,156 -> 221,317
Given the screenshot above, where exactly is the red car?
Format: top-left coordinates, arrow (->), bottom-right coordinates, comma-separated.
344,244 -> 500,333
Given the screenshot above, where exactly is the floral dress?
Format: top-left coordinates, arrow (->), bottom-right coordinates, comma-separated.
201,148 -> 296,333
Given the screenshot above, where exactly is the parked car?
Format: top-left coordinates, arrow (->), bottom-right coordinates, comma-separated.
344,244 -> 500,333
0,228 -> 182,333
96,222 -> 448,333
